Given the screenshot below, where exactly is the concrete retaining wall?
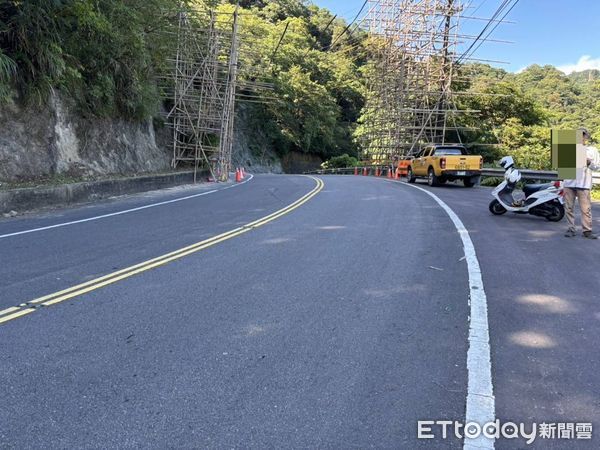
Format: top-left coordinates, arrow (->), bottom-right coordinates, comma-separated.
0,170 -> 206,214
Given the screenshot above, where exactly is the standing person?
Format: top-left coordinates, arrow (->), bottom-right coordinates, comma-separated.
564,128 -> 600,239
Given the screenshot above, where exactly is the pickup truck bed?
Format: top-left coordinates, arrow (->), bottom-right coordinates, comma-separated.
405,145 -> 482,187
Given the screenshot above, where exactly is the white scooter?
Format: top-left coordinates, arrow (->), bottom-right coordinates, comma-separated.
488,156 -> 565,222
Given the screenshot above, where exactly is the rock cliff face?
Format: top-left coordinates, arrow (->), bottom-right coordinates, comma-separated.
280,151 -> 323,174
0,94 -> 171,182
0,94 -> 321,182
231,104 -> 283,174
231,104 -> 323,174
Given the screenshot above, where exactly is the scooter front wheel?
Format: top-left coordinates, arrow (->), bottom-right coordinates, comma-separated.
489,199 -> 507,215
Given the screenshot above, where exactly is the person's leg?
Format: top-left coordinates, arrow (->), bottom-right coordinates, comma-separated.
578,189 -> 596,237
563,187 -> 577,236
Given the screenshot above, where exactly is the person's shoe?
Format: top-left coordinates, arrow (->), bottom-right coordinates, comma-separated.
564,229 -> 577,237
583,231 -> 598,239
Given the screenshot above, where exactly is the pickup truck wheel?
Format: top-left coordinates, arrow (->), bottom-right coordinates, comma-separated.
463,177 -> 475,187
427,168 -> 439,187
406,167 -> 416,183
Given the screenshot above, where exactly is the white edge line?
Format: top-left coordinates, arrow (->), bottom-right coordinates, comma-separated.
391,180 -> 495,449
0,174 -> 254,239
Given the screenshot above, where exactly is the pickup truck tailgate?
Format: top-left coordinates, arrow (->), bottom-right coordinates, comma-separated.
444,155 -> 480,170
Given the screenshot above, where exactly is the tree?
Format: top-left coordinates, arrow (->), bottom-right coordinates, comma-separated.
496,118 -> 551,170
274,65 -> 339,154
322,153 -> 358,169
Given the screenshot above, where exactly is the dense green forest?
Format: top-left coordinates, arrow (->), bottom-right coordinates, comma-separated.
2,0 -> 600,170
454,64 -> 600,169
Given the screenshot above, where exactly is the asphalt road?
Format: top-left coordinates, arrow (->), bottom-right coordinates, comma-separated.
422,179 -> 600,449
0,174 -> 598,448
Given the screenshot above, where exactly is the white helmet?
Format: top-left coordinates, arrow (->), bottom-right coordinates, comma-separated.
579,127 -> 591,140
499,156 -> 514,170
507,168 -> 521,184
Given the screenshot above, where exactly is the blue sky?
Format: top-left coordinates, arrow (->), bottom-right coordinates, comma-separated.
310,0 -> 600,74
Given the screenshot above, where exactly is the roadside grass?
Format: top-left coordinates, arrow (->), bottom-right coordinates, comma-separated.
480,176 -> 502,187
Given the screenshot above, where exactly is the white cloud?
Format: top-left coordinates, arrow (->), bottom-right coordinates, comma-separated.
557,55 -> 600,74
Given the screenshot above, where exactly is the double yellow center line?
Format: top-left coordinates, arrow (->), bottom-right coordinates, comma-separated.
0,176 -> 324,326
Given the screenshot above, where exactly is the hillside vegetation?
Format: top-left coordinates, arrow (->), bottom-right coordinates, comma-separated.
455,64 -> 600,169
2,0 -> 600,171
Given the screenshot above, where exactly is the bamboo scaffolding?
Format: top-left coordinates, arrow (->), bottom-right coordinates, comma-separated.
159,6 -> 271,182
360,0 -> 507,163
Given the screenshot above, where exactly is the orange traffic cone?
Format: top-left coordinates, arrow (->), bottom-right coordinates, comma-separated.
387,168 -> 392,178
241,167 -> 246,178
235,168 -> 241,182
354,167 -> 358,176
363,167 -> 367,176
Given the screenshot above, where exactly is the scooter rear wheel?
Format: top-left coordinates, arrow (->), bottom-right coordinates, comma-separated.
489,199 -> 507,215
545,202 -> 565,222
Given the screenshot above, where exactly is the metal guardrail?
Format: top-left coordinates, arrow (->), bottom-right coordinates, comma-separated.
306,167 -> 356,175
479,168 -> 600,184
480,168 -> 558,181
305,166 -> 600,184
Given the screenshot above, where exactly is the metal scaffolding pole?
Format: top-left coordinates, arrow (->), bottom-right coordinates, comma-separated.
361,0 -> 467,163
161,7 -> 241,182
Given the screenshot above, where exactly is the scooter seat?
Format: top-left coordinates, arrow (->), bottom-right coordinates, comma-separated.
523,183 -> 551,197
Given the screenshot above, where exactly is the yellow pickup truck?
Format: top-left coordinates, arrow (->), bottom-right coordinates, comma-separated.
406,144 -> 482,187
